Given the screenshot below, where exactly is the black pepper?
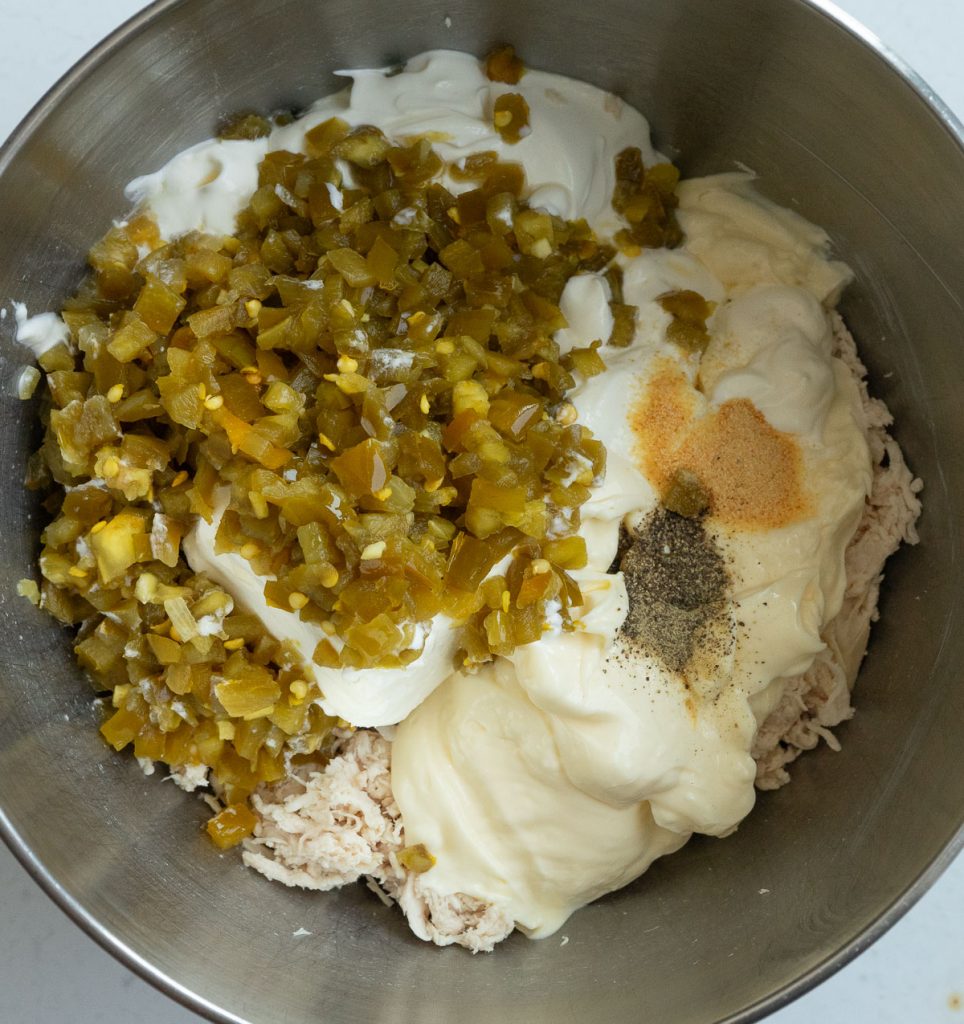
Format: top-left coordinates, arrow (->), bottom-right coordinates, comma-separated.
618,507 -> 730,675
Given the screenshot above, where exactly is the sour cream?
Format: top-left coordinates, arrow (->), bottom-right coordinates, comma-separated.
12,302 -> 70,357
182,490 -> 459,728
127,50 -> 657,241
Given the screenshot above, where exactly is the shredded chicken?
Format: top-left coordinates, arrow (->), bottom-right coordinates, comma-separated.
242,730 -> 513,953
243,315 -> 921,948
169,762 -> 209,793
753,315 -> 922,787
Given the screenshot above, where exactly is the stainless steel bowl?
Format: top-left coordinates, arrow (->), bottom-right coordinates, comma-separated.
1,1 -> 961,1022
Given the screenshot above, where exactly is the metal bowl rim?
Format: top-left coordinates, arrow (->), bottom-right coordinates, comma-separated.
0,1 -> 961,1021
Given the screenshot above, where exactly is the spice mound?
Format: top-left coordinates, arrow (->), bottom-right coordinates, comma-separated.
620,509 -> 729,675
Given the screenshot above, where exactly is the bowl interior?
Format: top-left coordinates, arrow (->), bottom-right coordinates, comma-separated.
0,1 -> 962,1023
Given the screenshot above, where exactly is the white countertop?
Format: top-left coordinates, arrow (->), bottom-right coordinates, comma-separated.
0,1 -> 961,1021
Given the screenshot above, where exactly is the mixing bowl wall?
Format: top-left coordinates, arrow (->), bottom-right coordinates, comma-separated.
0,2 -> 961,1023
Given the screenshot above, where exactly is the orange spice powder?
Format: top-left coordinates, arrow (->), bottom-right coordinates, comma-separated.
632,362 -> 810,530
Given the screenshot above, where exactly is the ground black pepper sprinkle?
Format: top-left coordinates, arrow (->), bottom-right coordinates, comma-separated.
618,508 -> 729,674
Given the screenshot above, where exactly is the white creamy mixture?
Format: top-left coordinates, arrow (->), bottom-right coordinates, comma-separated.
134,51 -> 872,939
182,491 -> 459,727
128,50 -> 654,242
12,301 -> 70,357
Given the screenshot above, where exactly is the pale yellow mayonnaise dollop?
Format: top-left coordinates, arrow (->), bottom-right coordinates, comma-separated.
142,51 -> 873,937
